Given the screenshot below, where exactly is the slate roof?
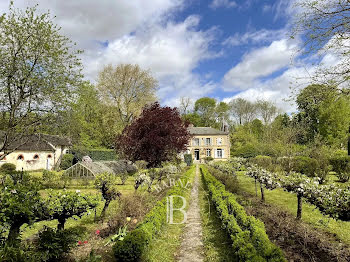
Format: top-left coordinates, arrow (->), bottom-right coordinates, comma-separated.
0,132 -> 71,152
188,127 -> 229,135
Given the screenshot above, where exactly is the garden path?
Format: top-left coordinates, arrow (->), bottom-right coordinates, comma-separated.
177,164 -> 204,262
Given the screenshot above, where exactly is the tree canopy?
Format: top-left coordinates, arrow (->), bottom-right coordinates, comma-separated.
97,64 -> 158,127
0,3 -> 82,155
116,102 -> 190,167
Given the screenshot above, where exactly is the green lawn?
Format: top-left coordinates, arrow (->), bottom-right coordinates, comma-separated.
236,171 -> 350,245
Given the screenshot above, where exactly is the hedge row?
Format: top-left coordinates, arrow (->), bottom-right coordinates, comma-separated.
74,149 -> 117,161
113,166 -> 195,261
201,165 -> 286,262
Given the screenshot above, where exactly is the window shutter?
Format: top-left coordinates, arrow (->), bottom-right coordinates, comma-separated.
222,149 -> 225,158
214,149 -> 217,158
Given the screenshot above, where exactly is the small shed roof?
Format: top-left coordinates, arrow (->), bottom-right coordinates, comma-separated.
0,132 -> 71,152
188,127 -> 229,135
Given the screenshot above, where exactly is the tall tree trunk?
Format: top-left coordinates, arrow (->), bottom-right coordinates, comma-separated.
260,184 -> 265,202
7,222 -> 22,244
297,194 -> 302,220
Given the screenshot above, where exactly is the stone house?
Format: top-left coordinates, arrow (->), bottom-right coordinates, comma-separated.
186,126 -> 230,162
0,133 -> 71,171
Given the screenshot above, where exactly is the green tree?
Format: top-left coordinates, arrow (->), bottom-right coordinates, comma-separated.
215,101 -> 230,128
256,100 -> 279,124
295,84 -> 337,143
0,3 -> 82,156
97,64 -> 158,128
319,95 -> 350,147
182,112 -> 203,126
194,97 -> 217,126
229,98 -> 257,125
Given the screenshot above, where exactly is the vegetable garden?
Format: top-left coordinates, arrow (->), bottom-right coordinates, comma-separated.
1,157 -> 350,261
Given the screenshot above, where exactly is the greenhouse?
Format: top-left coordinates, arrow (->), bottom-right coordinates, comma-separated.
64,160 -> 137,179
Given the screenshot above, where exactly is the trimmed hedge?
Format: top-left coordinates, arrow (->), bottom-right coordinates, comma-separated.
201,165 -> 286,262
74,149 -> 117,161
113,166 -> 195,261
0,163 -> 16,174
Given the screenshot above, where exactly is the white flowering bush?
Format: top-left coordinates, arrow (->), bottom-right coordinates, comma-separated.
134,172 -> 151,190
208,161 -> 237,177
243,164 -> 350,221
246,166 -> 281,190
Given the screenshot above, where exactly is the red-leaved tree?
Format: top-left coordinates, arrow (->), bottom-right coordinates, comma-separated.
116,102 -> 190,167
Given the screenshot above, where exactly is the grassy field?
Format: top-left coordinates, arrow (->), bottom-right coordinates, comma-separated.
236,171 -> 350,245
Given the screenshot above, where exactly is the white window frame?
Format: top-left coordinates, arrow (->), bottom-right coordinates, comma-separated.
216,149 -> 223,158
206,149 -> 211,157
217,138 -> 223,145
205,138 -> 211,146
193,138 -> 200,146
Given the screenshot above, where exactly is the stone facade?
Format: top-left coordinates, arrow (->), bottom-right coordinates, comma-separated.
186,127 -> 230,162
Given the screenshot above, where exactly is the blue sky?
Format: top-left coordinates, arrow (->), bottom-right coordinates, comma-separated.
0,0 -> 337,112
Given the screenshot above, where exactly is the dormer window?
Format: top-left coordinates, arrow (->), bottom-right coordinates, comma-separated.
47,154 -> 52,158
34,154 -> 39,160
17,154 -> 24,160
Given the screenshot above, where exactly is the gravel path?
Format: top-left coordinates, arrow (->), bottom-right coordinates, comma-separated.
177,165 -> 204,262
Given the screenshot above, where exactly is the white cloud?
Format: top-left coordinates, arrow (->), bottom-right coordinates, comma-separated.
84,16 -> 216,79
222,50 -> 342,113
5,0 -> 183,47
81,15 -> 219,106
0,1 -> 218,106
209,0 -> 237,9
223,39 -> 298,90
222,66 -> 313,113
222,28 -> 286,46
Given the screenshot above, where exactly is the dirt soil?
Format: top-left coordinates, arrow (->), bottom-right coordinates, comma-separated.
236,192 -> 350,262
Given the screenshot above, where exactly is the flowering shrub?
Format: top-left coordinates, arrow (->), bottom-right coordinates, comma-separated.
208,161 -> 237,177
242,163 -> 350,221
246,167 -> 280,190
134,172 -> 151,191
